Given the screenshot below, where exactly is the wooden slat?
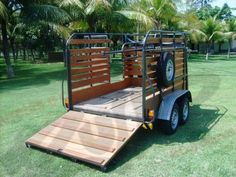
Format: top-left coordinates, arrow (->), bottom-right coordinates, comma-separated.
62,111 -> 140,131
71,59 -> 108,67
146,38 -> 159,44
175,63 -> 184,70
175,52 -> 184,58
175,38 -> 184,43
125,65 -> 141,70
162,38 -> 174,43
70,39 -> 112,45
124,61 -> 142,65
71,54 -> 109,61
71,69 -> 109,80
71,79 -> 131,104
39,125 -> 123,152
70,47 -> 109,55
71,75 -> 109,89
175,68 -> 183,77
175,58 -> 183,65
124,70 -> 142,76
71,64 -> 110,75
52,118 -> 131,142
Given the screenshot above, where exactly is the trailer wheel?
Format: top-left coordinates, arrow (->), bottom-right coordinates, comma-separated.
179,97 -> 190,125
157,52 -> 175,87
160,103 -> 179,135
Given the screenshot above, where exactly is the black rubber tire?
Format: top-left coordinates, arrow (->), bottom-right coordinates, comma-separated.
179,97 -> 190,125
156,52 -> 175,87
160,103 -> 180,135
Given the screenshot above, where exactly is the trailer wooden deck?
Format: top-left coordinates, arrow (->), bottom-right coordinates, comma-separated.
73,87 -> 143,121
25,111 -> 142,168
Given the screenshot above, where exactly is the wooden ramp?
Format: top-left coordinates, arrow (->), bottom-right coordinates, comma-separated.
25,111 -> 142,169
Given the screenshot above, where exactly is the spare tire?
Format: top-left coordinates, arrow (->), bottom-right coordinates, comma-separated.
156,52 -> 175,87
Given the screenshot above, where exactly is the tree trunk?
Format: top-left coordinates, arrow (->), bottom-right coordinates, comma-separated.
10,37 -> 17,62
1,19 -> 15,78
197,43 -> 200,52
23,47 -> 26,60
206,43 -> 209,60
218,43 -> 221,53
227,40 -> 231,59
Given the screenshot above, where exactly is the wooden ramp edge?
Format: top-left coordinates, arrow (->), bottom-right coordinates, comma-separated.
25,111 -> 142,168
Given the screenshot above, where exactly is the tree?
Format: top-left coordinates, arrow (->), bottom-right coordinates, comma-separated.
193,0 -> 212,9
190,17 -> 223,60
117,0 -> 177,31
197,3 -> 233,21
0,0 -> 15,78
224,19 -> 236,59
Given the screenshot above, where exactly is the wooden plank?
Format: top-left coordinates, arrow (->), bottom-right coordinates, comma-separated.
175,38 -> 184,43
71,69 -> 109,80
71,54 -> 109,61
175,68 -> 183,76
52,118 -> 131,142
175,58 -> 183,65
175,52 -> 184,58
146,38 -> 159,44
39,125 -> 123,152
62,111 -> 141,131
124,70 -> 142,76
162,38 -> 173,43
124,60 -> 142,65
71,79 -> 131,104
125,65 -> 141,70
175,63 -> 184,70
70,39 -> 112,45
71,75 -> 110,89
71,59 -> 108,67
71,64 -> 110,75
70,47 -> 109,55
26,133 -> 110,165
130,78 -> 142,86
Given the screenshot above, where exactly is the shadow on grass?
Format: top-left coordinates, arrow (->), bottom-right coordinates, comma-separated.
107,104 -> 227,171
0,68 -> 65,91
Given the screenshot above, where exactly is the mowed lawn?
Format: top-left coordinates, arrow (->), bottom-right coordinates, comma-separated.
0,55 -> 236,177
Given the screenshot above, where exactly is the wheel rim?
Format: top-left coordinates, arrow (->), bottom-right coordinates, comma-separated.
166,59 -> 174,81
183,102 -> 189,121
171,108 -> 179,130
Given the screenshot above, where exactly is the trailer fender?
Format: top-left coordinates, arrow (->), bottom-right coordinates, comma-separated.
157,90 -> 192,121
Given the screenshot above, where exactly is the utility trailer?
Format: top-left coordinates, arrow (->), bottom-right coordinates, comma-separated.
25,30 -> 192,171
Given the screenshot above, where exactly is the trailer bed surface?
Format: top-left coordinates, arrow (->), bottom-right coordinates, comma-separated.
73,87 -> 143,121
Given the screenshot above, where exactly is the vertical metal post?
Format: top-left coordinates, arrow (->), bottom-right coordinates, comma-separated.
183,33 -> 189,90
66,45 -> 73,110
142,33 -> 148,121
172,32 -> 176,91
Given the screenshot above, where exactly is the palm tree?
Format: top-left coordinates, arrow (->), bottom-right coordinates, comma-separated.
190,17 -> 223,60
0,0 -> 15,78
224,19 -> 236,59
117,0 -> 177,31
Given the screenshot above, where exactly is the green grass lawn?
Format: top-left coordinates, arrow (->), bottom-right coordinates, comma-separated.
1,55 -> 236,177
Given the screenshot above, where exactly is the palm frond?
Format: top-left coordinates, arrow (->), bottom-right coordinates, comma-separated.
0,1 -> 9,21
59,0 -> 83,9
22,4 -> 71,24
117,10 -> 155,27
49,23 -> 72,39
85,0 -> 111,15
